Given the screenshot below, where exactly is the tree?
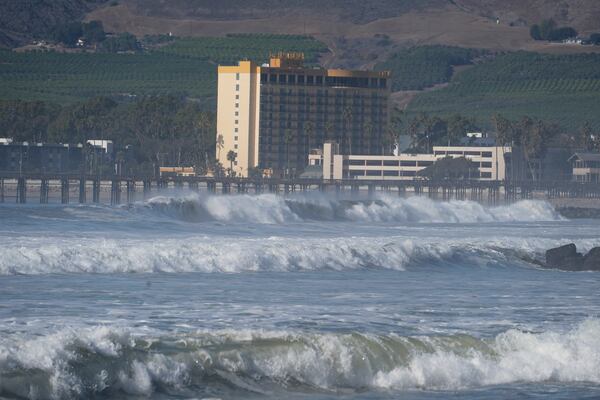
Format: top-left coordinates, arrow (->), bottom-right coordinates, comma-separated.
304,120 -> 315,154
324,120 -> 334,142
447,114 -> 474,146
386,107 -> 403,154
530,24 -> 542,40
248,166 -> 263,180
284,128 -> 294,177
578,122 -> 595,151
100,33 -> 141,53
421,157 -> 478,180
342,105 -> 353,154
539,19 -> 557,40
216,134 -> 225,160
82,21 -> 106,44
52,22 -> 83,46
226,150 -> 237,177
492,113 -> 513,146
363,118 -> 374,155
549,27 -> 578,41
516,116 -> 551,180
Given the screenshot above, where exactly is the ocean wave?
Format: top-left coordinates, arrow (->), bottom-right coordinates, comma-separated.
1,320 -> 599,398
137,193 -> 562,224
1,235 -> 596,275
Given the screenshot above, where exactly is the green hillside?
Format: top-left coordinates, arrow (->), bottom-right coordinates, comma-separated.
0,34 -> 327,104
375,45 -> 485,91
407,52 -> 600,130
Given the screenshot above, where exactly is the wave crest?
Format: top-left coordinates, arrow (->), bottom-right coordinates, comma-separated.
2,235 -> 583,275
139,194 -> 562,224
2,320 -> 599,398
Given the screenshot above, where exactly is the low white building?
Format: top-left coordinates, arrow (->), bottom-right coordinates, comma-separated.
86,140 -> 114,154
569,153 -> 600,182
308,142 -> 511,181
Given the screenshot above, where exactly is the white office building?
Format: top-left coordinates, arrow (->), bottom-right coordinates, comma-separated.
309,142 -> 511,181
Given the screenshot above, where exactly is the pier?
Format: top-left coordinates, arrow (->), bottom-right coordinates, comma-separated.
0,173 -> 599,205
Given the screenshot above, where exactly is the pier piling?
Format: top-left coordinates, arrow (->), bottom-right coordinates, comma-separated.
16,177 -> 26,204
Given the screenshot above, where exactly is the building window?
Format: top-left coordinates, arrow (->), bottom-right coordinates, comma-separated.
482,152 -> 493,158
236,73 -> 240,80
235,84 -> 240,91
235,120 -> 239,125
234,136 -> 238,141
366,160 -> 382,166
481,172 -> 492,178
400,161 -> 417,167
366,170 -> 381,176
481,162 -> 492,168
236,94 -> 239,100
383,170 -> 399,176
235,111 -> 239,116
234,129 -> 238,133
234,144 -> 238,149
235,103 -> 239,108
383,160 -> 399,167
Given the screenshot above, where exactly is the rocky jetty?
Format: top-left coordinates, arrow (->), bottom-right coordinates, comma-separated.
544,243 -> 600,271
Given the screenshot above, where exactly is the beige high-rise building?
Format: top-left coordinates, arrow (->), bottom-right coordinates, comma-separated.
216,53 -> 391,177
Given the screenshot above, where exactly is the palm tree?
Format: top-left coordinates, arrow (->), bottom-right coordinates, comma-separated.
216,134 -> 225,160
342,105 -> 353,154
325,120 -> 334,141
304,120 -> 315,154
226,150 -> 236,177
363,118 -> 373,155
284,129 -> 294,178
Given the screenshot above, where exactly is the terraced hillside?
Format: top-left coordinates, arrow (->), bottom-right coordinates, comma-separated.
0,34 -> 327,104
407,52 -> 600,130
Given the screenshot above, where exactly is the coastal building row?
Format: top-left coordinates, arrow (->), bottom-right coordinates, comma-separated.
216,53 -> 391,178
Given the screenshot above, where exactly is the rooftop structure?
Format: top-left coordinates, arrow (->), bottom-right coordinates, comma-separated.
216,53 -> 391,177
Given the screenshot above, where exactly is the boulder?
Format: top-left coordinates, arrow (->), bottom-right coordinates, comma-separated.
545,243 -> 584,271
583,247 -> 600,271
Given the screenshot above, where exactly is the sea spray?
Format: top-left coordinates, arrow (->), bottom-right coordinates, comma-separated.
140,193 -> 562,224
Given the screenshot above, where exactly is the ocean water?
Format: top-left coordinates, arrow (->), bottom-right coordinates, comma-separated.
1,192 -> 599,400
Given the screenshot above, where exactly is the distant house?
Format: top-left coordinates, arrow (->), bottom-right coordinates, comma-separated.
569,153 -> 600,182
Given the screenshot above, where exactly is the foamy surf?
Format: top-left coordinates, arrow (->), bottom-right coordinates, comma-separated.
1,320 -> 598,399
138,193 -> 562,224
1,235 -> 596,275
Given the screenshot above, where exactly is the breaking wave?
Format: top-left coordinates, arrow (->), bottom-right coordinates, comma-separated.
1,320 -> 599,399
1,235 -> 596,275
138,194 -> 562,224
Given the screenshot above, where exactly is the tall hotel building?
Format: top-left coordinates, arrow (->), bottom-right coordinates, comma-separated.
216,53 -> 391,177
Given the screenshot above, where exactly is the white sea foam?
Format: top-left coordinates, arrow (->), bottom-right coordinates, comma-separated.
2,233 -> 596,275
141,193 -> 562,224
1,320 -> 599,398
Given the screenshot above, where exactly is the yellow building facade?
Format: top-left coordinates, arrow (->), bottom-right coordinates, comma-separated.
216,54 -> 390,177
